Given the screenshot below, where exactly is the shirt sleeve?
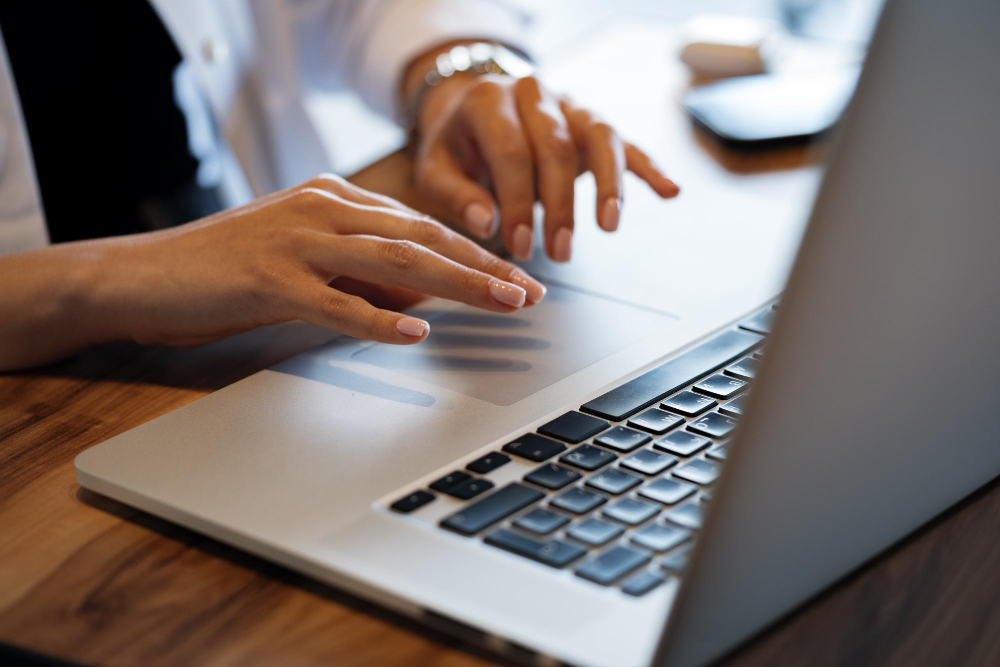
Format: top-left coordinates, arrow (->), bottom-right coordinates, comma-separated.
283,0 -> 532,122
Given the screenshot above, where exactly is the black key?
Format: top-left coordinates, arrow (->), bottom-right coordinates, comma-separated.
586,468 -> 643,495
661,544 -> 693,571
445,477 -> 494,500
567,518 -> 624,546
576,545 -> 651,585
687,412 -> 738,439
560,444 -> 616,471
622,570 -> 666,596
672,458 -> 721,485
603,497 -> 660,525
390,490 -> 435,513
580,330 -> 763,421
654,431 -> 712,457
594,426 -> 651,452
694,374 -> 747,399
466,452 -> 511,474
430,471 -> 472,492
639,478 -> 696,505
514,508 -> 570,535
719,394 -> 748,417
551,487 -> 607,514
706,442 -> 730,461
538,411 -> 609,444
627,408 -> 685,435
666,499 -> 705,529
725,356 -> 760,381
485,529 -> 586,568
524,463 -> 582,490
502,433 -> 567,462
740,308 -> 774,335
621,449 -> 677,476
441,483 -> 544,535
631,523 -> 690,552
661,390 -> 717,417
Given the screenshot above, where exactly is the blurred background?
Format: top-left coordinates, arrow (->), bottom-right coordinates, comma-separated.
315,0 -> 884,174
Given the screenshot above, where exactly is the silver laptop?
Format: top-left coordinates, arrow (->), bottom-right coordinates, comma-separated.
75,1 -> 1000,665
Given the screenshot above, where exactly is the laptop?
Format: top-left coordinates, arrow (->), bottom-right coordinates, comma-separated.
75,1 -> 1000,665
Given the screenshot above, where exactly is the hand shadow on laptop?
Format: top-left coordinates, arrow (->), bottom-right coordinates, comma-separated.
275,285 -> 676,408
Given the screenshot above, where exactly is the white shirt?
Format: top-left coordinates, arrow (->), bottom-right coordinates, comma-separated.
0,0 -> 527,254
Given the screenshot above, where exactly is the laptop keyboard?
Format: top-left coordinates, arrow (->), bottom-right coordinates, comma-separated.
389,305 -> 774,597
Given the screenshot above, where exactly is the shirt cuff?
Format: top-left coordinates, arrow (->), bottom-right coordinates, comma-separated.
351,0 -> 531,123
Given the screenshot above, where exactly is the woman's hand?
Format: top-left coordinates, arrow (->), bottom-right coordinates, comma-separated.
411,72 -> 680,262
0,174 -> 545,370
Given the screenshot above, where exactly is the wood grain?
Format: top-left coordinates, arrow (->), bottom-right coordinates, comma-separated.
4,150 -> 1000,667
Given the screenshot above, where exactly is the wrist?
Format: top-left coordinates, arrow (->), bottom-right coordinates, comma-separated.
401,41 -> 534,133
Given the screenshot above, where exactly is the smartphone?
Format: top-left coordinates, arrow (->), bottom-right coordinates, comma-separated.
683,66 -> 860,148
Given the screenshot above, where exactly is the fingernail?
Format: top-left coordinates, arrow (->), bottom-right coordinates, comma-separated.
395,317 -> 429,337
600,197 -> 621,232
463,203 -> 496,239
552,227 -> 572,262
488,279 -> 526,308
510,268 -> 547,304
511,224 -> 533,260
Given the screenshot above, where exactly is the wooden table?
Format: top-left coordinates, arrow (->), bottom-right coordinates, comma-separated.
5,20 -> 1000,667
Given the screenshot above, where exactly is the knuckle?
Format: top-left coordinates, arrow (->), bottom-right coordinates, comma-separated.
306,172 -> 344,190
293,187 -> 335,208
411,218 -> 448,245
480,254 -> 507,278
467,78 -> 503,104
315,172 -> 344,186
320,289 -> 351,316
541,134 -> 575,163
460,267 -> 484,294
383,239 -> 422,272
591,120 -> 616,141
514,75 -> 542,97
495,137 -> 532,164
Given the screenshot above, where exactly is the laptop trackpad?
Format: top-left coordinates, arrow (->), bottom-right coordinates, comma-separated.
350,285 -> 676,406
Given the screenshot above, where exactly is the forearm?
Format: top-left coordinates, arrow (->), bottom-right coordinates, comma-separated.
0,239 -> 131,371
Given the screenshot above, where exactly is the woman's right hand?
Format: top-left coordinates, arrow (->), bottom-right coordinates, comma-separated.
0,174 -> 546,370
111,174 -> 547,347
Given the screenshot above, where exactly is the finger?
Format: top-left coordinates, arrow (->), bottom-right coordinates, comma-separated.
514,77 -> 577,263
625,143 -> 680,198
310,197 -> 546,304
329,276 -> 426,311
560,100 -> 626,236
414,142 -> 499,240
303,233 -> 529,312
461,79 -> 536,261
289,283 -> 431,344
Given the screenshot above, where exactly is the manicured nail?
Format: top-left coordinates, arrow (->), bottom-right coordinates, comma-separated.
510,268 -> 547,304
463,203 -> 496,239
552,227 -> 572,262
600,197 -> 621,232
395,317 -> 429,337
511,224 -> 533,260
488,279 -> 526,308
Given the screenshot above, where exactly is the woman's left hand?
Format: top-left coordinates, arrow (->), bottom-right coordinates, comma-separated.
411,73 -> 680,262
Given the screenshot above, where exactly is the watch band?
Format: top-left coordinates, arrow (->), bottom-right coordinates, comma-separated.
402,42 -> 534,132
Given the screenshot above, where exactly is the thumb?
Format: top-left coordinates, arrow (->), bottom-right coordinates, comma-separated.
416,143 -> 498,240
